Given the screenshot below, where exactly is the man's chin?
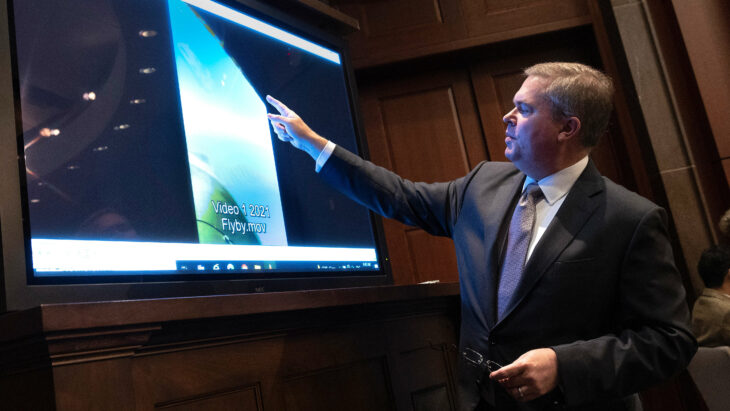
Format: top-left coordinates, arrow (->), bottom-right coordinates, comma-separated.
504,149 -> 516,163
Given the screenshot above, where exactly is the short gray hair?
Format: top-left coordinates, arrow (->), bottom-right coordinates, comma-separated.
524,62 -> 614,148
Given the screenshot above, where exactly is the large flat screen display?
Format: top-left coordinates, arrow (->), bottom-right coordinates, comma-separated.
0,0 -> 389,308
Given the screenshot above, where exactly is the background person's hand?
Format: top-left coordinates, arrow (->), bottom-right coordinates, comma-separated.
488,348 -> 559,402
266,95 -> 328,160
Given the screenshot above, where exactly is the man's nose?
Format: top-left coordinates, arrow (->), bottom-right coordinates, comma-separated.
503,107 -> 516,125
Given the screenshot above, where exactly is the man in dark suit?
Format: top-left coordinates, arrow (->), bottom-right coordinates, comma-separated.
266,62 -> 696,410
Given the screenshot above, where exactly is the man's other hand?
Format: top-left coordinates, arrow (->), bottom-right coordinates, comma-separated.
488,348 -> 559,402
266,95 -> 328,160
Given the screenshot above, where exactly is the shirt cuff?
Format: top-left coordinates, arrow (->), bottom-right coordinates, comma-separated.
315,140 -> 336,172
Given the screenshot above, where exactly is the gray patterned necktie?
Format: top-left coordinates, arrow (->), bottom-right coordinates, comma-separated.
497,183 -> 544,320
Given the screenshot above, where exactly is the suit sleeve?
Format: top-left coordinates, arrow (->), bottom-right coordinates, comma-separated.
318,145 -> 475,237
551,207 -> 697,405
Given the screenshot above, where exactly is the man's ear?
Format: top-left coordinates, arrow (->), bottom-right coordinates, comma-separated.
557,116 -> 581,143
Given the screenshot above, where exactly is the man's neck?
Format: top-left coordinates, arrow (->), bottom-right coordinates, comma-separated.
527,148 -> 591,180
527,155 -> 589,184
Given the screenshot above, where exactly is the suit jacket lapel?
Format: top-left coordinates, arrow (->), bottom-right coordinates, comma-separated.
496,161 -> 605,324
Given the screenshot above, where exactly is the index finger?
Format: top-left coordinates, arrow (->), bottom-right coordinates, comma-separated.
266,95 -> 292,117
489,361 -> 524,382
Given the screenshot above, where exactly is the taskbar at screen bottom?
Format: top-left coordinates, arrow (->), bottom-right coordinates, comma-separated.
30,239 -> 379,275
31,260 -> 380,279
177,260 -> 379,273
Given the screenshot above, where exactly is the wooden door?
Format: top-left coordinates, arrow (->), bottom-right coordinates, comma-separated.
359,68 -> 486,284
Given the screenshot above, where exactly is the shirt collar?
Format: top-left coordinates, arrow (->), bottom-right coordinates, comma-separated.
703,287 -> 730,300
523,156 -> 589,205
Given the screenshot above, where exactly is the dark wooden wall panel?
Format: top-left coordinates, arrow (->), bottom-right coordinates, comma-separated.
131,339 -> 281,410
0,286 -> 462,410
359,69 -> 485,284
412,384 -> 451,411
50,292 -> 459,410
386,313 -> 459,410
0,368 -> 56,410
54,358 -> 137,410
461,0 -> 590,36
332,0 -> 592,67
405,228 -> 459,284
283,358 -> 394,411
380,87 -> 471,181
399,345 -> 456,408
156,384 -> 262,410
365,0 -> 445,33
335,0 -> 468,67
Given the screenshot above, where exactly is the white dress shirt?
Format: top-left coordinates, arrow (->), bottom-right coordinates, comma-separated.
522,156 -> 589,260
315,140 -> 337,172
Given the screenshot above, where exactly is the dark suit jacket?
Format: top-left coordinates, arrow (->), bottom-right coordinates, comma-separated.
319,146 -> 696,410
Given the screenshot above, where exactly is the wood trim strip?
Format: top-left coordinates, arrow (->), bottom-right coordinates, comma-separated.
5,284 -> 460,332
352,16 -> 592,69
